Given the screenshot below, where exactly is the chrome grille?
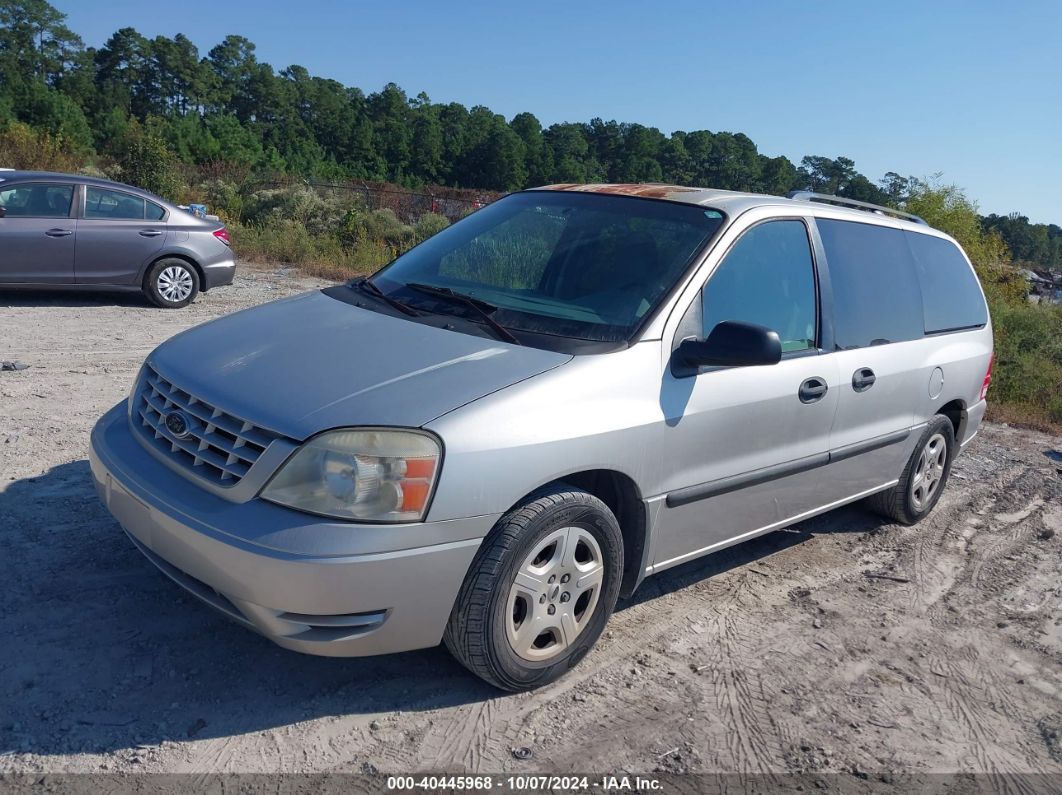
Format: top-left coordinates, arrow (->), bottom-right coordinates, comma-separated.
133,365 -> 288,485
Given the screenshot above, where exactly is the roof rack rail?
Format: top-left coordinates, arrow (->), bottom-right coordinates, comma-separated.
785,191 -> 927,225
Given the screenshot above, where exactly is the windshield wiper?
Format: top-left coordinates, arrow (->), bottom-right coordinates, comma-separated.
351,278 -> 419,316
405,282 -> 522,345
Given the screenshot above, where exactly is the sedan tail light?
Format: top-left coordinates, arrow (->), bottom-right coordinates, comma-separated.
212,227 -> 231,246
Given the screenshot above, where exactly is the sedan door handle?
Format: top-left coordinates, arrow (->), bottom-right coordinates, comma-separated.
45,228 -> 73,237
798,376 -> 829,404
138,229 -> 163,237
852,367 -> 877,392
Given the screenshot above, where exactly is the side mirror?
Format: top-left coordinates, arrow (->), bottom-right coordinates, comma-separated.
676,320 -> 782,369
0,206 -> 6,218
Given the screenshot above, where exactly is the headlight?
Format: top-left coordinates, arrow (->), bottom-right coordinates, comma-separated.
261,429 -> 441,522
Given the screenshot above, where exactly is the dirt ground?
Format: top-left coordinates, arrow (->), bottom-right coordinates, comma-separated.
1,268 -> 1060,782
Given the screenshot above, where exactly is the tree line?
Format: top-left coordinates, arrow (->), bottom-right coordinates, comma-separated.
1,0 -> 1058,273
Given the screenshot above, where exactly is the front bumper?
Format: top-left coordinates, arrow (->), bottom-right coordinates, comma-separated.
201,258 -> 235,290
90,402 -> 493,656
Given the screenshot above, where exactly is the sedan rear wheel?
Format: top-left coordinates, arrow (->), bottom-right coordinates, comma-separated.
145,258 -> 199,308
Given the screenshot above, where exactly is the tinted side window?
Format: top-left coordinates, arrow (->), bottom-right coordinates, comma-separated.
145,200 -> 166,221
85,187 -> 147,220
702,220 -> 817,352
906,232 -> 987,333
0,183 -> 73,218
817,219 -> 923,349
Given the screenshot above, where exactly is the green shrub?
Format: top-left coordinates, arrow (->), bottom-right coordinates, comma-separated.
108,121 -> 182,200
200,179 -> 246,222
990,301 -> 1062,424
229,217 -> 393,280
414,212 -> 450,241
0,120 -> 81,172
241,185 -> 352,235
340,207 -> 414,250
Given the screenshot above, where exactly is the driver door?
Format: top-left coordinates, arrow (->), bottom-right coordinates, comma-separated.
652,218 -> 839,570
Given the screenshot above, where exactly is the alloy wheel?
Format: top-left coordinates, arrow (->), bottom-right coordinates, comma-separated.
910,432 -> 947,511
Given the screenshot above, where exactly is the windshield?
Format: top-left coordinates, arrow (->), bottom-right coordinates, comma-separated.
370,191 -> 725,345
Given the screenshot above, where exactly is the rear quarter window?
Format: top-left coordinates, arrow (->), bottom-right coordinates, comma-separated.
817,219 -> 924,349
146,200 -> 166,221
905,232 -> 988,333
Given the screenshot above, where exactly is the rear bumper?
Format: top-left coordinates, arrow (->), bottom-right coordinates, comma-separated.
89,402 -> 492,656
201,258 -> 235,290
960,399 -> 988,450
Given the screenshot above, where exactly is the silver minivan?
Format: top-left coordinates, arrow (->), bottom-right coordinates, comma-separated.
90,184 -> 994,690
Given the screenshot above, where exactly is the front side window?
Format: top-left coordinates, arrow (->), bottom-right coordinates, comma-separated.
702,220 -> 818,353
0,183 -> 73,218
372,191 -> 725,343
85,187 -> 148,220
817,219 -> 924,349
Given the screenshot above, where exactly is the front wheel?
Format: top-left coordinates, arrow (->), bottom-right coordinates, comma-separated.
444,487 -> 624,691
145,258 -> 199,308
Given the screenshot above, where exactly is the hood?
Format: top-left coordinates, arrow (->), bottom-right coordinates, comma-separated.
148,290 -> 571,439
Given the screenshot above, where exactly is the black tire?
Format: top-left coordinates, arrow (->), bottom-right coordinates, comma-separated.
144,258 -> 199,308
866,415 -> 956,525
444,486 -> 624,692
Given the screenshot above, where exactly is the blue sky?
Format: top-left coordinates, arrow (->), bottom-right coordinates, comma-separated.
54,1 -> 1061,224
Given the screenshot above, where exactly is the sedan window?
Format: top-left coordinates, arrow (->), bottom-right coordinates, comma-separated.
146,200 -> 166,221
0,183 -> 74,218
85,187 -> 149,220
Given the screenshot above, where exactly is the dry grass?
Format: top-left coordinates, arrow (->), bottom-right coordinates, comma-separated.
235,250 -> 368,283
229,222 -> 390,282
985,403 -> 1062,436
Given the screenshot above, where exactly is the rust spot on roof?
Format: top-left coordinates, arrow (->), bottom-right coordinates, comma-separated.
541,183 -> 701,200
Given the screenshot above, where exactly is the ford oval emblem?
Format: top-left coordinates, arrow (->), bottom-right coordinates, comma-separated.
164,410 -> 192,439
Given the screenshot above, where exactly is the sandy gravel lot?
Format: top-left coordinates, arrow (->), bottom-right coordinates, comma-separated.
1,268 -> 1061,782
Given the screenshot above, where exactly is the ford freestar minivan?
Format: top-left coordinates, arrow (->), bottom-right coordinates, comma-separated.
90,184 -> 993,691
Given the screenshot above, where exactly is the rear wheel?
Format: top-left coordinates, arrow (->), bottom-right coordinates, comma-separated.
444,486 -> 623,691
867,415 -> 955,525
145,258 -> 199,308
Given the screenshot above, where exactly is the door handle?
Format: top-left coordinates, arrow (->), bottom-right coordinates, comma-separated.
138,229 -> 163,237
798,376 -> 829,404
45,228 -> 73,237
852,367 -> 877,392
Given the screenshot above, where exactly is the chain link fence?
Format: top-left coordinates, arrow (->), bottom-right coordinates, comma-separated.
249,178 -> 502,224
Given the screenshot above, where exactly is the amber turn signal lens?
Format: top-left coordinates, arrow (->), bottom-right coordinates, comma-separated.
399,478 -> 432,513
403,457 -> 437,479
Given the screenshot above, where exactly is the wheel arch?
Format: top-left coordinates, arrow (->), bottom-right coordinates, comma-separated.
935,398 -> 967,444
142,252 -> 205,292
520,469 -> 649,600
